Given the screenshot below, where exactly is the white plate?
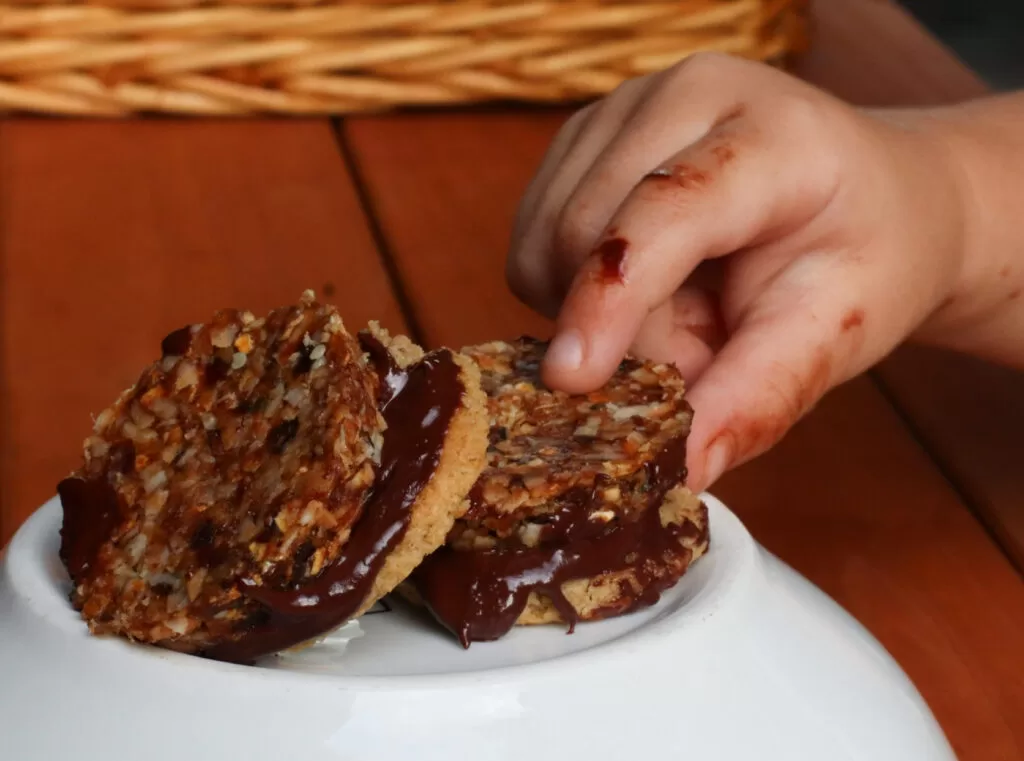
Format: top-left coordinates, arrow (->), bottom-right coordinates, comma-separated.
0,495 -> 956,761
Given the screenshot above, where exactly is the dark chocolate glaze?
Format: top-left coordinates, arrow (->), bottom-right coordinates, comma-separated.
202,339 -> 463,664
413,436 -> 693,647
205,356 -> 230,384
595,237 -> 628,284
160,326 -> 192,358
461,474 -> 618,545
57,476 -> 124,581
359,332 -> 409,406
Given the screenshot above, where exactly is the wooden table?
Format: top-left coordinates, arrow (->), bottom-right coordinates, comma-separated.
2,0 -> 1022,756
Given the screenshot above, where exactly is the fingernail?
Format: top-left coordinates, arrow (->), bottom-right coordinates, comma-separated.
701,439 -> 732,491
545,330 -> 585,373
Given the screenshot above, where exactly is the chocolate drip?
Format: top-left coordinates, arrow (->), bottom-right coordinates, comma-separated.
57,477 -> 124,581
160,326 -> 192,358
595,237 -> 628,284
205,356 -> 230,384
202,344 -> 463,664
530,475 -> 621,546
413,437 -> 693,647
462,475 -> 625,549
359,332 -> 409,406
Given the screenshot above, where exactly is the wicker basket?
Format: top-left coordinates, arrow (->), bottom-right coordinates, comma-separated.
0,0 -> 810,115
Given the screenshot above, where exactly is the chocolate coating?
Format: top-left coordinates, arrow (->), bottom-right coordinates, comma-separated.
360,332 -> 409,406
56,295 -> 391,656
595,237 -> 627,284
413,436 -> 692,647
57,477 -> 124,581
160,326 -> 192,358
202,342 -> 464,664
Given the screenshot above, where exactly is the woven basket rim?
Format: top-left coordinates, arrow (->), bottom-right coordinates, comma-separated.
0,0 -> 809,116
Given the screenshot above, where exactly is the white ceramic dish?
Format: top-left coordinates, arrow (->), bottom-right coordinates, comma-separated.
1,494 -> 956,761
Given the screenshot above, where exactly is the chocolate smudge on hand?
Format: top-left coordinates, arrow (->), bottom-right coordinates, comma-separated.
593,237 -> 629,285
643,163 -> 711,190
840,309 -> 865,332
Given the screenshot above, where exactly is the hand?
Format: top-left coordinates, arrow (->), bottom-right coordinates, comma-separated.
506,53 -> 977,492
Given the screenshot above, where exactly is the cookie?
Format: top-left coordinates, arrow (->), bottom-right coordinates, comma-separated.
57,294 -> 488,663
409,337 -> 709,647
349,323 -> 489,619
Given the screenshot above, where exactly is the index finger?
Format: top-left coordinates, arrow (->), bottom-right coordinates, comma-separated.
542,105 -> 839,393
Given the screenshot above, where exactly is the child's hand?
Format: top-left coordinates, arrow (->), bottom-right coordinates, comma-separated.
506,53 -> 980,491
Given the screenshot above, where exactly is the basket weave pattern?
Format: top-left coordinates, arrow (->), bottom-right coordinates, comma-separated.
0,0 -> 809,115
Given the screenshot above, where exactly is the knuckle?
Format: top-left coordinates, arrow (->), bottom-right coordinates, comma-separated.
555,98 -> 603,148
561,101 -> 594,135
604,73 -> 643,103
631,172 -> 704,214
671,50 -> 732,82
777,90 -> 829,136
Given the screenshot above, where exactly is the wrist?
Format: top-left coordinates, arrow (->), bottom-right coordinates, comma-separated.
901,97 -> 1024,363
924,107 -> 998,308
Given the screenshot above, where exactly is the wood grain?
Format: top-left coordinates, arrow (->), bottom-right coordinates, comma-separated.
342,112 -> 556,349
342,41 -> 1024,753
0,119 -> 405,546
875,346 -> 1024,572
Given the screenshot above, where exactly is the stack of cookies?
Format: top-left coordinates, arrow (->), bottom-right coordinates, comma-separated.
57,292 -> 709,663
